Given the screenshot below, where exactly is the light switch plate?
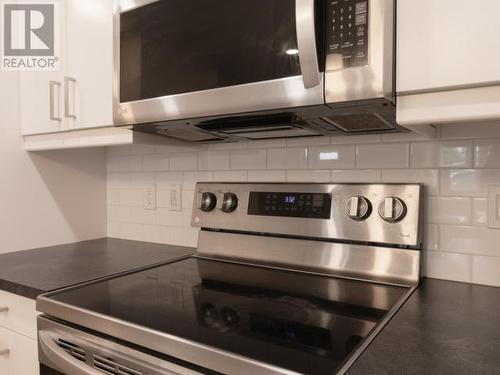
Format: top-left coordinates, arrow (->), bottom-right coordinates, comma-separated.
488,185 -> 500,229
169,184 -> 182,211
144,183 -> 157,210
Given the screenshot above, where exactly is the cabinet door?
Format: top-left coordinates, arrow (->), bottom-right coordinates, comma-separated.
397,0 -> 500,94
0,327 -> 38,375
65,0 -> 113,129
19,1 -> 68,135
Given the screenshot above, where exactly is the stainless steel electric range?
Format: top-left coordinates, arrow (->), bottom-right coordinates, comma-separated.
37,183 -> 423,375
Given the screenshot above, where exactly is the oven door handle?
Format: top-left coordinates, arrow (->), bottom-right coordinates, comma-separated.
295,0 -> 321,89
39,331 -> 103,375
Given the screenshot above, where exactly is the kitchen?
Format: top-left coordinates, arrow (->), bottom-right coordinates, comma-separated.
1,0 -> 500,374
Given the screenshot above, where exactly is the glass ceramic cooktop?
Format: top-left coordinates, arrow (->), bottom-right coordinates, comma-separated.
49,257 -> 408,375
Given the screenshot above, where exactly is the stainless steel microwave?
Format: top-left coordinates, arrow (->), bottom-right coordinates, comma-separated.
113,0 -> 405,143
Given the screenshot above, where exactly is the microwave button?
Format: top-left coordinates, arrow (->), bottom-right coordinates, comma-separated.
355,13 -> 367,26
355,1 -> 367,14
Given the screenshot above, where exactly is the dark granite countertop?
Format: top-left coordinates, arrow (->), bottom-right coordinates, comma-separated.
348,278 -> 500,375
0,238 -> 194,299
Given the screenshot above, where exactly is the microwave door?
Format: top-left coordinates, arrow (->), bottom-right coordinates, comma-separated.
113,0 -> 325,126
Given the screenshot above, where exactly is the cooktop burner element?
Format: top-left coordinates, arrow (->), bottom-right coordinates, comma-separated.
38,183 -> 423,375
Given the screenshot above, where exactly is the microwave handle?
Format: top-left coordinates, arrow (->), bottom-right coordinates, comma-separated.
295,0 -> 321,89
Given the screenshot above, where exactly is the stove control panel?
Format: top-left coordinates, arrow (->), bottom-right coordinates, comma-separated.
192,183 -> 422,247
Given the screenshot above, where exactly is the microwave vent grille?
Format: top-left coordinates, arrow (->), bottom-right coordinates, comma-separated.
321,113 -> 394,133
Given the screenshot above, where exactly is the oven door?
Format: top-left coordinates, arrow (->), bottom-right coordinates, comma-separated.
113,0 -> 325,126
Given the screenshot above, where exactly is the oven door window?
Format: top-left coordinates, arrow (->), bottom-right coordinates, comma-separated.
120,0 -> 302,102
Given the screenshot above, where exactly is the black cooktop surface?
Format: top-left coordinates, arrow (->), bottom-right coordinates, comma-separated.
49,257 -> 408,375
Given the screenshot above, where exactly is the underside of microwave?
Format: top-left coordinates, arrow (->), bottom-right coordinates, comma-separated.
131,98 -> 407,143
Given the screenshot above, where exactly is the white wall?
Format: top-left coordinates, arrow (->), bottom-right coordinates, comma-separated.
107,123 -> 500,288
0,70 -> 107,254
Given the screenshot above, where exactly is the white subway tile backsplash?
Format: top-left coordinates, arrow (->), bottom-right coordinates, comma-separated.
474,140 -> 500,168
424,251 -> 472,283
183,172 -> 213,190
107,222 -> 120,238
356,143 -> 409,168
108,206 -> 132,222
331,134 -> 382,144
472,198 -> 488,226
119,223 -> 144,241
248,170 -> 287,182
268,148 -> 308,169
472,256 -> 500,287
106,123 -> 500,287
410,141 -> 472,168
107,189 -> 120,206
213,171 -> 247,182
119,189 -> 143,207
170,227 -> 199,247
156,172 -> 183,188
426,197 -> 471,225
382,169 -> 439,196
107,156 -> 120,172
286,170 -> 330,182
157,209 -> 184,227
130,207 -> 157,225
198,151 -> 230,171
119,155 -> 142,172
142,154 -> 169,172
440,225 -> 500,256
330,170 -> 381,183
169,153 -> 198,171
230,149 -> 267,170
247,139 -> 287,149
308,145 -> 355,169
143,225 -> 171,245
423,224 -> 439,251
182,190 -> 195,209
440,169 -> 500,197
286,136 -> 330,147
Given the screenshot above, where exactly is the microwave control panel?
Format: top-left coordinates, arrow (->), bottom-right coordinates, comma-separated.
326,0 -> 369,69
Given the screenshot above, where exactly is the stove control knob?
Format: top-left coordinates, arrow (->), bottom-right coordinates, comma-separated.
378,197 -> 407,222
346,196 -> 372,221
221,193 -> 238,213
200,192 -> 217,212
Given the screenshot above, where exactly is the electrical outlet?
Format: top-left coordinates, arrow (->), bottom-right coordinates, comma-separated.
144,184 -> 157,210
169,184 -> 182,211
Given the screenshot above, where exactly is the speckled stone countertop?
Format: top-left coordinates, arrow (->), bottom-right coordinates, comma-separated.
0,238 -> 194,299
348,278 -> 500,374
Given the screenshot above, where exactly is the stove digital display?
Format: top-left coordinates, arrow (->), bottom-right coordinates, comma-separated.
248,192 -> 332,219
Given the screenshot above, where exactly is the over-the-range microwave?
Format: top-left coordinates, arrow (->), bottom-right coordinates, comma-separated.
113,0 -> 406,143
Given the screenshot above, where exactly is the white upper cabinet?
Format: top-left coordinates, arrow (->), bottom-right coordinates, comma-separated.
397,0 -> 500,94
19,1 -> 68,135
20,0 -> 113,136
396,0 -> 500,126
66,0 -> 113,129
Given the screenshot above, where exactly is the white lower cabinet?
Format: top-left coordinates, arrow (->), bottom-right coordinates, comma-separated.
0,291 -> 39,375
0,327 -> 38,375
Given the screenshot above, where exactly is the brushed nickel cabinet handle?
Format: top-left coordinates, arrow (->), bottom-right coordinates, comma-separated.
49,81 -> 62,121
64,76 -> 77,119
